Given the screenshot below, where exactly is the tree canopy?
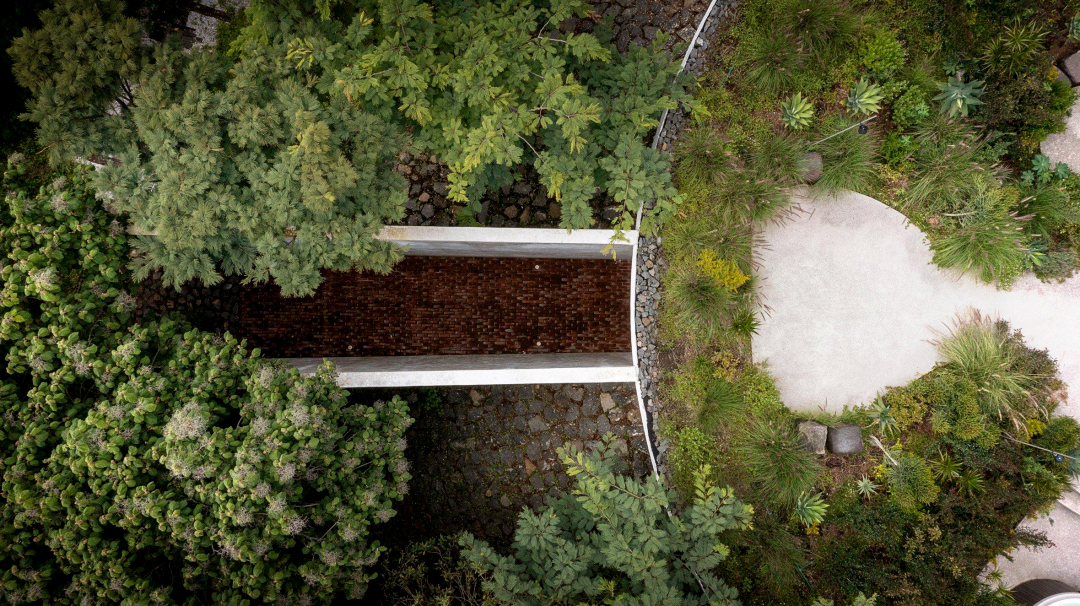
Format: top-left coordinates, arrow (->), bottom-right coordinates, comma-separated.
10,0 -> 687,296
0,160 -> 412,604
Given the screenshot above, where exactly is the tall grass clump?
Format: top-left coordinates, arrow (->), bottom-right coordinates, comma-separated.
745,33 -> 805,93
780,0 -> 858,61
902,118 -> 1002,215
735,418 -> 824,506
665,220 -> 755,270
936,312 -> 1036,431
663,264 -> 734,345
931,210 -> 1026,287
813,117 -> 877,193
750,133 -> 809,186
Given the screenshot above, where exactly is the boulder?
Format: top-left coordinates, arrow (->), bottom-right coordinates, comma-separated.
801,152 -> 824,183
827,423 -> 864,454
1056,66 -> 1072,86
797,421 -> 828,454
1061,51 -> 1080,86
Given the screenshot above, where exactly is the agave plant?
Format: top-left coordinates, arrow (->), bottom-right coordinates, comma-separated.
865,396 -> 899,437
931,450 -> 962,482
856,476 -> 879,499
794,491 -> 829,527
845,78 -> 884,115
781,93 -> 815,130
934,73 -> 985,118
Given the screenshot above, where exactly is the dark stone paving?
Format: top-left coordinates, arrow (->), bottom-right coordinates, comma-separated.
360,383 -> 649,549
237,257 -> 631,358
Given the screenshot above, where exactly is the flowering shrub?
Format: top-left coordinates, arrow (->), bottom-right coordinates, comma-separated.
0,160 -> 412,604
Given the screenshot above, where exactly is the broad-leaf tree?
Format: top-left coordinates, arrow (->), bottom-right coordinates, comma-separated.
461,442 -> 752,605
0,161 -> 412,604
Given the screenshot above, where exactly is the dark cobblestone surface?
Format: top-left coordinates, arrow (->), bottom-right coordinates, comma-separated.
635,0 -> 737,475
362,383 -> 649,549
237,257 -> 631,358
134,269 -> 242,335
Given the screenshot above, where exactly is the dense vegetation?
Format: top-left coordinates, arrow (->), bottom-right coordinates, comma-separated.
0,161 -> 412,604
9,0 -> 686,296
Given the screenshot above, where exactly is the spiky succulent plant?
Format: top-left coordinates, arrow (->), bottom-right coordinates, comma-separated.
781,92 -> 815,130
934,73 -> 985,118
794,491 -> 829,527
845,78 -> 884,115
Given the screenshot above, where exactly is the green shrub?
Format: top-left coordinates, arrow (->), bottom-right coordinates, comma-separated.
736,419 -> 823,507
885,452 -> 939,511
860,28 -> 905,80
461,443 -> 753,604
670,426 -> 715,496
928,374 -> 998,448
737,364 -> 786,418
1035,416 -> 1080,457
892,86 -> 931,129
376,535 -> 485,606
880,132 -> 918,168
1035,251 -> 1078,282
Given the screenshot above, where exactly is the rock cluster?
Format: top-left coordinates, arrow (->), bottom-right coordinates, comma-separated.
373,383 -> 649,544
134,269 -> 242,335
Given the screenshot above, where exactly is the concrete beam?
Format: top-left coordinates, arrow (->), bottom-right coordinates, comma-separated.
376,226 -> 635,260
289,352 -> 636,388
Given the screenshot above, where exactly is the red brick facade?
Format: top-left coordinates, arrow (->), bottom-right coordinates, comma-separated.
238,257 -> 631,357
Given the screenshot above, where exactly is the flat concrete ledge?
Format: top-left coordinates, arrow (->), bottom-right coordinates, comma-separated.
377,226 -> 636,259
289,352 -> 636,388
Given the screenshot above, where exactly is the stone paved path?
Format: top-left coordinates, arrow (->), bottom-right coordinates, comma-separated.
753,189 -> 1080,424
359,383 -> 649,549
238,257 -> 631,358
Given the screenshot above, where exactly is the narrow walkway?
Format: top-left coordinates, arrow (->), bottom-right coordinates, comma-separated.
239,257 -> 631,357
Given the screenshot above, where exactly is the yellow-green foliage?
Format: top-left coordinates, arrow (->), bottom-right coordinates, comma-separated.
882,385 -> 927,430
697,250 -> 749,292
929,375 -> 998,448
886,452 -> 940,511
736,363 -> 786,419
670,426 -> 714,496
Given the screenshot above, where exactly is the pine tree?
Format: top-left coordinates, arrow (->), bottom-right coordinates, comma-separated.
0,161 -> 412,604
460,442 -> 753,605
11,0 -> 687,295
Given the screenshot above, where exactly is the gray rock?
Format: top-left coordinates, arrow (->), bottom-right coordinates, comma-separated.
600,393 -> 617,412
420,204 -> 435,219
827,423 -> 864,454
500,494 -> 511,507
1056,67 -> 1072,86
564,385 -> 585,402
565,407 -> 580,423
797,421 -> 828,455
801,152 -> 824,183
504,205 -> 519,219
528,415 -> 549,433
526,441 -> 541,461
1061,51 -> 1080,85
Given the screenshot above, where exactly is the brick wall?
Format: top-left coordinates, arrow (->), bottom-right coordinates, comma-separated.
238,257 -> 631,357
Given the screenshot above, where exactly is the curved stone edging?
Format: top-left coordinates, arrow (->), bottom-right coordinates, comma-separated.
632,0 -> 740,477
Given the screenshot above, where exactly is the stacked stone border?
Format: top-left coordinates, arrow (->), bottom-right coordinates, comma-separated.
632,0 -> 739,478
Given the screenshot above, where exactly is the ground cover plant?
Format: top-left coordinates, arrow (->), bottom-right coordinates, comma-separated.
673,0 -> 1080,290
10,0 -> 687,296
0,159 -> 413,604
659,313 -> 1079,606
